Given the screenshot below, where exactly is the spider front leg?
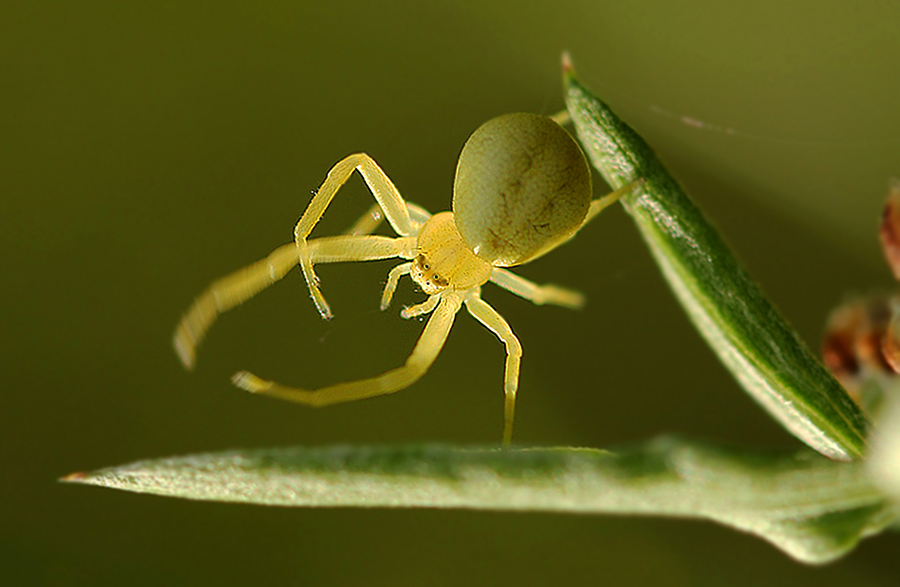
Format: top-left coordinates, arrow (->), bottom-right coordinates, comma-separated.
174,243 -> 299,368
174,235 -> 415,369
380,262 -> 413,310
401,294 -> 441,319
295,153 -> 416,319
464,293 -> 522,446
299,235 -> 417,319
233,292 -> 464,407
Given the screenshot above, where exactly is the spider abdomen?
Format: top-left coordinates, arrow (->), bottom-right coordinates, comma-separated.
452,112 -> 592,267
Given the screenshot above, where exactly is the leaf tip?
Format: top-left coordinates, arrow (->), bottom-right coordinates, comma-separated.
561,52 -> 577,85
59,471 -> 89,483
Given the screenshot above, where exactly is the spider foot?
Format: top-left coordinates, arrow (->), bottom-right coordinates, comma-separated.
232,371 -> 270,393
308,287 -> 334,320
173,329 -> 197,370
400,295 -> 441,320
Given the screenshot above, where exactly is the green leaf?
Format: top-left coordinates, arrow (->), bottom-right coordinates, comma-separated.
563,60 -> 870,461
62,439 -> 895,564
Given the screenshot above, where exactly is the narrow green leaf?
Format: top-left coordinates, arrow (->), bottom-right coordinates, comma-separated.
563,62 -> 870,460
63,439 -> 895,564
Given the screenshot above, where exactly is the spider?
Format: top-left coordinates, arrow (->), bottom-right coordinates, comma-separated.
173,112 -> 638,445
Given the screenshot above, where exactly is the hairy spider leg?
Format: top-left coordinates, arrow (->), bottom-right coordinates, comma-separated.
548,109 -> 571,126
294,153 -> 417,319
463,291 -> 522,446
483,181 -> 642,310
348,202 -> 432,236
489,268 -> 586,309
174,243 -> 297,369
401,294 -> 441,319
350,200 -> 432,313
232,292 -> 464,406
173,235 -> 415,369
381,262 -> 413,310
583,179 -> 643,224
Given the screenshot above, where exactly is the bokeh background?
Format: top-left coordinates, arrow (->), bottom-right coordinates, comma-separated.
3,1 -> 900,585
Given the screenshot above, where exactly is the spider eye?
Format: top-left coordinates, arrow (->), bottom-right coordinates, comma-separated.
415,254 -> 430,272
432,274 -> 440,281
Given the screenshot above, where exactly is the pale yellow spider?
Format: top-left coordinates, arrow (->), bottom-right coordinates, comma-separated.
173,112 -> 636,445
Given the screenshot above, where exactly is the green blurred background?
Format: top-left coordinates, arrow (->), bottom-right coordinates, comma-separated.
3,1 -> 899,585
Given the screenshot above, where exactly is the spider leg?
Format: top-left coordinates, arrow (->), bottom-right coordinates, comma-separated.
489,268 -> 585,309
464,292 -> 522,446
295,153 -> 416,318
232,292 -> 463,406
299,235 -> 417,319
401,294 -> 441,319
381,262 -> 413,310
405,202 -> 433,228
347,202 -> 432,236
297,153 -> 415,239
304,235 -> 416,264
583,178 -> 644,225
174,243 -> 298,369
174,235 -> 415,369
548,109 -> 571,126
344,203 -> 385,236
